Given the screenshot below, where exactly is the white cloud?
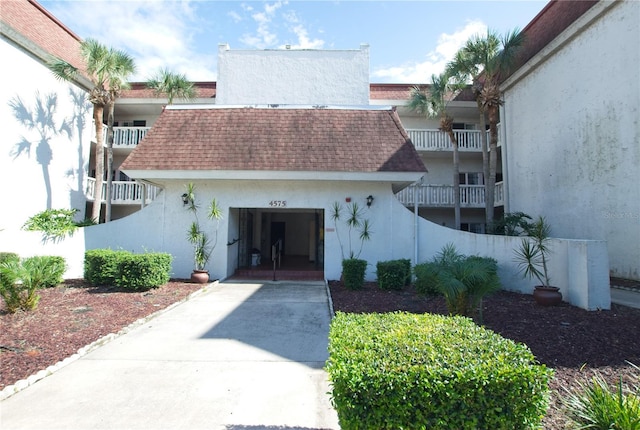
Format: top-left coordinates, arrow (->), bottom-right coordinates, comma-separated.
239,1 -> 285,49
372,20 -> 487,83
284,25 -> 325,49
45,1 -> 217,81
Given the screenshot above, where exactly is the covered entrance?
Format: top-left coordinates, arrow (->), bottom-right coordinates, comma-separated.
230,208 -> 325,281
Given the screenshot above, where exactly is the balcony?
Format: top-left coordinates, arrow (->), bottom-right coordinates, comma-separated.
396,182 -> 504,208
94,125 -> 151,149
406,126 -> 500,152
86,178 -> 161,205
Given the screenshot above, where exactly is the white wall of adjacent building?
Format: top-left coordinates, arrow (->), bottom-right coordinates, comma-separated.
502,0 -> 640,281
0,37 -> 92,232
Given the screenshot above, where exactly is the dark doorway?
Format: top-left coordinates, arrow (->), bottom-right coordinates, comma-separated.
270,221 -> 285,257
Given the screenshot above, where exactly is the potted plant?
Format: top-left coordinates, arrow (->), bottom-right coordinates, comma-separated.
514,216 -> 562,305
331,201 -> 372,289
184,183 -> 222,283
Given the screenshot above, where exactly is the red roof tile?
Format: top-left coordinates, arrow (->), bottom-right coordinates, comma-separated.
121,82 -> 216,99
121,107 -> 426,174
1,0 -> 85,75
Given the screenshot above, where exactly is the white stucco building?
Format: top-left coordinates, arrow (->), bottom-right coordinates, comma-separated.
2,0 -> 632,311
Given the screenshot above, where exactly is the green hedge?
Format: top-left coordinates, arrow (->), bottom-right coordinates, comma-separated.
342,258 -> 367,290
115,253 -> 172,291
376,259 -> 411,290
84,250 -> 172,290
326,312 -> 552,430
84,249 -> 130,286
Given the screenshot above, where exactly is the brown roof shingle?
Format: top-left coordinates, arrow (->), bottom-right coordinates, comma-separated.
121,107 -> 426,175
1,0 -> 85,76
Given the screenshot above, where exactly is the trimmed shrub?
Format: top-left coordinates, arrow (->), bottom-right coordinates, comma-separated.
326,312 -> 553,430
414,262 -> 440,296
376,259 -> 408,290
342,258 -> 367,290
84,249 -> 129,286
115,252 -> 172,291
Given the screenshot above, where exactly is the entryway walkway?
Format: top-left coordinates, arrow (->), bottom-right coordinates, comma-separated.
0,281 -> 340,430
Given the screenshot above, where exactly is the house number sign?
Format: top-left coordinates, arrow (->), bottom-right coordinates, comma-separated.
269,200 -> 287,208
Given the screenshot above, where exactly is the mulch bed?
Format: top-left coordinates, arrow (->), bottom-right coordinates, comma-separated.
328,281 -> 640,429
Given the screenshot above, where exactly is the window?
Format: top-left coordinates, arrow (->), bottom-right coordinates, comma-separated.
459,172 -> 484,185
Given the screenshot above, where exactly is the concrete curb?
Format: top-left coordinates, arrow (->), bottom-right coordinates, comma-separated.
0,281 -> 217,401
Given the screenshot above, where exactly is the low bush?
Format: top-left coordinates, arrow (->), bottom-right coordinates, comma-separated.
326,312 -> 552,430
84,250 -> 172,290
342,258 -> 367,290
376,259 -> 409,290
84,249 -> 129,286
115,253 -> 172,291
414,244 -> 501,321
564,367 -> 640,429
0,252 -> 20,287
22,256 -> 66,288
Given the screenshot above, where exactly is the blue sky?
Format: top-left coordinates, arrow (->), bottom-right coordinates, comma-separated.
40,0 -> 547,83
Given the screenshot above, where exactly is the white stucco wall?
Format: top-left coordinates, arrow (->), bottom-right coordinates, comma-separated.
0,37 -> 92,232
216,44 -> 370,105
502,0 -> 640,280
0,176 -> 610,310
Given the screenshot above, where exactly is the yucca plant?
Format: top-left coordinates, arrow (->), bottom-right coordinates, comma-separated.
514,216 -> 552,286
330,201 -> 372,260
564,367 -> 640,429
184,183 -> 222,271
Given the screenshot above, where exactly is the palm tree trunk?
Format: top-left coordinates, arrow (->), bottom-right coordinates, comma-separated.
477,102 -> 490,230
92,106 -> 104,223
447,130 -> 461,230
105,101 -> 115,222
486,105 -> 499,231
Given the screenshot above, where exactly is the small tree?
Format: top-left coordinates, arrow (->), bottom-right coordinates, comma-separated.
147,68 -> 195,105
184,183 -> 222,272
330,201 -> 371,260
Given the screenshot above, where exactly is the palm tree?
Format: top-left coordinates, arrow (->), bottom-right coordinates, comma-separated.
49,38 -> 135,223
408,73 -> 464,229
104,53 -> 135,222
447,29 -> 525,232
146,68 -> 195,105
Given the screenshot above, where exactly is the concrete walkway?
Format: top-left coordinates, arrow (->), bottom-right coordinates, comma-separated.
0,281 -> 340,430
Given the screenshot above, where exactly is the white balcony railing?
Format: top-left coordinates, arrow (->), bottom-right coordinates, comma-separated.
407,125 -> 501,152
396,182 -> 504,208
86,178 -> 161,205
95,125 -> 151,149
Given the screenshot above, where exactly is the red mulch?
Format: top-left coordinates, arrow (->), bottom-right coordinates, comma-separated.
329,281 -> 640,429
2,279 -> 639,429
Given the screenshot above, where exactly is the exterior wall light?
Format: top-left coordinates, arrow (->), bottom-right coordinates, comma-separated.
366,195 -> 374,207
181,193 -> 190,206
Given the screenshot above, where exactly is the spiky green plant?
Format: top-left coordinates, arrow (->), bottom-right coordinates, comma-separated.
563,367 -> 640,429
514,216 -> 552,286
331,201 -> 372,260
184,183 -> 222,271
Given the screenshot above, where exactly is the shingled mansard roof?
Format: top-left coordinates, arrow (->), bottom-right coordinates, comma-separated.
121,106 -> 426,186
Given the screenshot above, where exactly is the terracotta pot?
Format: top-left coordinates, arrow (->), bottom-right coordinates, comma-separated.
533,286 -> 562,306
190,270 -> 210,284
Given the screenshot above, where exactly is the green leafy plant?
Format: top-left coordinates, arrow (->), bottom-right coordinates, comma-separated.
84,249 -> 129,286
376,259 -> 410,290
563,366 -> 640,429
22,208 -> 84,242
492,211 -> 533,236
415,243 -> 501,320
514,216 -> 552,286
330,201 -> 372,260
184,183 -> 223,271
341,258 -> 367,290
326,312 -> 553,430
0,256 -> 64,312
